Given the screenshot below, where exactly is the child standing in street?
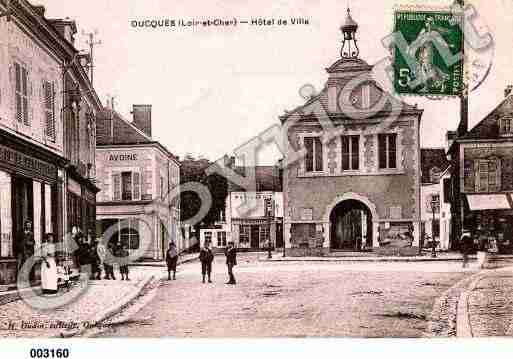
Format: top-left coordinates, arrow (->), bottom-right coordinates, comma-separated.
199,240 -> 214,283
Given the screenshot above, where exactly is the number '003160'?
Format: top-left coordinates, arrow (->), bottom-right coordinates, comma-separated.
30,348 -> 70,358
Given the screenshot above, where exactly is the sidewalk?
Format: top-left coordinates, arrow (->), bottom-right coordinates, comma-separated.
260,252 -> 513,263
0,268 -> 154,338
458,266 -> 513,337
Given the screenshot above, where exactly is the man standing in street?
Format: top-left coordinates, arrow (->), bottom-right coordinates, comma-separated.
225,241 -> 237,285
460,230 -> 473,268
166,242 -> 178,280
199,240 -> 214,283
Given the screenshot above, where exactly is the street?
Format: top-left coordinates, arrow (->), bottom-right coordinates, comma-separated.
93,253 -> 476,338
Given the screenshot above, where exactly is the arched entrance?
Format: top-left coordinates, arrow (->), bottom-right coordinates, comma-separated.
330,199 -> 373,251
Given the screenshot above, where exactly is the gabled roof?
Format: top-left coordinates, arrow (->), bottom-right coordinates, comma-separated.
458,93 -> 513,140
420,148 -> 450,184
279,80 -> 422,123
97,108 -> 151,145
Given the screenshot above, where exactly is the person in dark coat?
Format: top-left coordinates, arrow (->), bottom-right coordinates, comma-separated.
104,241 -> 116,280
225,241 -> 237,285
118,243 -> 130,280
199,240 -> 214,283
89,239 -> 102,280
166,242 -> 179,280
18,220 -> 35,281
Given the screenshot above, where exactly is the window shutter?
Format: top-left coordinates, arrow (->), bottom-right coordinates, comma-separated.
14,63 -> 22,123
133,172 -> 141,200
22,67 -> 30,126
314,137 -> 323,172
304,138 -> 313,172
113,173 -> 121,201
341,136 -> 349,170
43,81 -> 55,140
463,159 -> 475,192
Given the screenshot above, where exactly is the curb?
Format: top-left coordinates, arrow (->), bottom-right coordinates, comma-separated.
258,256 -> 473,263
56,275 -> 155,338
129,256 -> 199,268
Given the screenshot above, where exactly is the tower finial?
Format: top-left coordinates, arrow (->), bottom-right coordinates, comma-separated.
340,7 -> 359,59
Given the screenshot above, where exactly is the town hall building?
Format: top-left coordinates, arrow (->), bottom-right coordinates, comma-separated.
281,9 -> 423,256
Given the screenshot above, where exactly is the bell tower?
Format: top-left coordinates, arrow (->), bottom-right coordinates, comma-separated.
340,8 -> 359,59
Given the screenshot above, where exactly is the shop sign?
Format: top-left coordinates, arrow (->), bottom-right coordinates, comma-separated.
0,144 -> 57,180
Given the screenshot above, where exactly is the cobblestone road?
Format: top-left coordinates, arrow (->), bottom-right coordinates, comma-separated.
95,254 -> 475,338
467,268 -> 513,337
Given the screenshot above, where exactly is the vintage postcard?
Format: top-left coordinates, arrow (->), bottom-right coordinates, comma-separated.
0,0 -> 512,355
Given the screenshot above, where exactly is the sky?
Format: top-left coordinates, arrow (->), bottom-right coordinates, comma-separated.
39,0 -> 513,164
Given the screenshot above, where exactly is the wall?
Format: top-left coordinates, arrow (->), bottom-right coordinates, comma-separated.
0,16 -> 63,156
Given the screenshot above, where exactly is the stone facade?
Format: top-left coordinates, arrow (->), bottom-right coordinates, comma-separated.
280,14 -> 422,256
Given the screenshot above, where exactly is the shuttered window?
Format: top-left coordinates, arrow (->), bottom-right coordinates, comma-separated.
304,137 -> 323,172
113,173 -> 121,201
43,80 -> 55,141
341,135 -> 359,171
14,62 -> 30,126
113,172 -> 141,201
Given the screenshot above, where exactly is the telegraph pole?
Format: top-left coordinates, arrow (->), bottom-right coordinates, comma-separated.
83,30 -> 102,86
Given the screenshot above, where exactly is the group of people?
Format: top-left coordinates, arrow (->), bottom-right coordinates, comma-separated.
72,227 -> 131,281
165,240 -> 238,285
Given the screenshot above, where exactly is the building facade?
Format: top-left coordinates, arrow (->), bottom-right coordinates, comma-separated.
420,149 -> 451,250
96,105 -> 181,260
448,87 -> 513,254
281,10 -> 423,256
0,1 -> 100,289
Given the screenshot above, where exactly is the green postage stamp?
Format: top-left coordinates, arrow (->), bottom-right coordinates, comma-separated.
393,10 -> 464,96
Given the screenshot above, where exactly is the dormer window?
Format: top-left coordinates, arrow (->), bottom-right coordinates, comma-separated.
499,117 -> 513,136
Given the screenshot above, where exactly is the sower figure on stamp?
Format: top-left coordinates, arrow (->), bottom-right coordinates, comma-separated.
199,240 -> 214,283
225,241 -> 237,285
166,242 -> 178,280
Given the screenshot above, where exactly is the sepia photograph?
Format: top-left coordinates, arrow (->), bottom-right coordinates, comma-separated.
0,0 -> 512,355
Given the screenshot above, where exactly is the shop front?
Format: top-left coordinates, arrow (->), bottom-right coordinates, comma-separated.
0,133 -> 65,290
464,194 -> 513,254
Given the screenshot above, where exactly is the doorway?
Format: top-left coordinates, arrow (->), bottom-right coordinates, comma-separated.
250,225 -> 260,248
330,199 -> 372,251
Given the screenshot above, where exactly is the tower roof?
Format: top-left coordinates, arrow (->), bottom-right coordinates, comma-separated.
340,8 -> 358,32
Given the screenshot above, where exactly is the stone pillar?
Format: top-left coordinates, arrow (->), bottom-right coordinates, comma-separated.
412,221 -> 421,247
372,221 -> 380,248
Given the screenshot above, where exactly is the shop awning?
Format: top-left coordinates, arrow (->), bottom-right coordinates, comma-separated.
466,194 -> 512,211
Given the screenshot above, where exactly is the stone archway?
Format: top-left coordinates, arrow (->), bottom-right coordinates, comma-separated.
323,193 -> 380,250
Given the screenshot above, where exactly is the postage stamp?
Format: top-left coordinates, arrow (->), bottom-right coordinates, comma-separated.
393,10 -> 464,96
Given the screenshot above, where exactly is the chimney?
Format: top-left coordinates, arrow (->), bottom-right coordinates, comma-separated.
505,85 -> 513,98
132,104 -> 152,138
48,18 -> 77,45
446,130 -> 456,152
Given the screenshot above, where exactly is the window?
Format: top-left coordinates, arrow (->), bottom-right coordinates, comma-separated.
477,159 -> 500,192
112,172 -> 141,201
239,225 -> 250,244
204,231 -> 212,244
259,225 -> 270,246
160,176 -> 165,200
43,80 -> 55,141
14,62 -> 30,126
427,194 -> 440,214
341,135 -> 359,171
500,117 -> 513,136
217,231 -> 227,247
429,167 -> 441,184
304,137 -> 323,172
119,219 -> 140,250
378,134 -> 397,169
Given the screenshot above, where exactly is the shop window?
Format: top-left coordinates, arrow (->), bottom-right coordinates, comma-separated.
378,133 -> 397,169
341,135 -> 360,171
112,171 -> 141,201
14,61 -> 30,126
304,136 -> 323,172
239,225 -> 250,244
427,194 -> 440,213
119,219 -> 140,250
43,80 -> 55,141
259,225 -> 270,246
217,231 -> 227,247
429,167 -> 441,184
476,159 -> 500,193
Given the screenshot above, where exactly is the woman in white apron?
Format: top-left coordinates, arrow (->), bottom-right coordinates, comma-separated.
41,233 -> 58,295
